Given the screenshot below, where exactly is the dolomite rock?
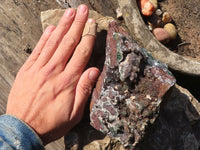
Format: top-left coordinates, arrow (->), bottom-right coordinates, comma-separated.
90,22 -> 176,149
41,9 -> 114,31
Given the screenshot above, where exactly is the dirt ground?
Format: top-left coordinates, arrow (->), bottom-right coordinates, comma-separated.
157,0 -> 200,104
159,0 -> 200,60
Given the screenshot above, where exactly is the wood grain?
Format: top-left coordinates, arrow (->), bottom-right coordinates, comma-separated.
0,0 -> 65,149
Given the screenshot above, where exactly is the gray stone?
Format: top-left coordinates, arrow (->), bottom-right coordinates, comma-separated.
136,84 -> 200,150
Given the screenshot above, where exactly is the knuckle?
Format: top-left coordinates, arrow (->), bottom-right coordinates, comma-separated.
46,38 -> 59,48
59,19 -> 68,28
78,83 -> 92,96
62,73 -> 77,88
77,45 -> 90,57
40,35 -> 48,44
63,35 -> 77,47
74,18 -> 86,26
41,63 -> 57,77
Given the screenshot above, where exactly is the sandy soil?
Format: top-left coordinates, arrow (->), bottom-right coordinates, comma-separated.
159,0 -> 200,60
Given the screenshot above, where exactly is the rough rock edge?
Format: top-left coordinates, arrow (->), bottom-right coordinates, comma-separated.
136,84 -> 200,150
41,9 -> 115,32
90,21 -> 176,149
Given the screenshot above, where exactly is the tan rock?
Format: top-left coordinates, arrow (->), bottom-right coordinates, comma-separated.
162,12 -> 172,23
149,0 -> 158,8
83,135 -> 125,150
41,9 -> 65,31
164,23 -> 177,40
41,9 -> 115,32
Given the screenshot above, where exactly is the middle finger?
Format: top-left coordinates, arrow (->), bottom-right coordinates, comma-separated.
34,8 -> 76,68
46,5 -> 89,73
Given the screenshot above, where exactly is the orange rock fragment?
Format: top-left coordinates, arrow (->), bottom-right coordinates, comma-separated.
139,0 -> 156,16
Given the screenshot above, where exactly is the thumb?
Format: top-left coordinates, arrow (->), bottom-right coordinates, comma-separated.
71,67 -> 99,122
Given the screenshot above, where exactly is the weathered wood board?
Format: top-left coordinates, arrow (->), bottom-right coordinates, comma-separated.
0,0 -> 65,149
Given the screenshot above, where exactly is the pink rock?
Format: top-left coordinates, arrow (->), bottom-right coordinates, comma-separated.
153,28 -> 171,44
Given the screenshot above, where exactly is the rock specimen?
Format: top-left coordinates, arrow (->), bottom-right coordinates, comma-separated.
90,21 -> 176,149
138,0 -> 157,16
163,23 -> 177,40
153,28 -> 171,44
162,12 -> 172,23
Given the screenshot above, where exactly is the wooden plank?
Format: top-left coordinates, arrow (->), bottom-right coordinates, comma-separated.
0,0 -> 65,149
45,137 -> 65,150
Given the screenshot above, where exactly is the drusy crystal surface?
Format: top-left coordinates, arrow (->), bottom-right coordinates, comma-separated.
90,22 -> 176,149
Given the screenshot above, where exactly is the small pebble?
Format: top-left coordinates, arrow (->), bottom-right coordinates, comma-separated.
162,12 -> 172,23
155,9 -> 162,16
148,14 -> 162,28
164,23 -> 177,40
153,28 -> 171,43
116,8 -> 123,20
148,24 -> 153,31
139,0 -> 156,16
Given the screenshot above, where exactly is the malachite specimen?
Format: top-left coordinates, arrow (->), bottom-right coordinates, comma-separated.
90,22 -> 176,149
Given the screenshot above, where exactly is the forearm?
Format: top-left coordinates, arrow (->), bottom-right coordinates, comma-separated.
0,114 -> 44,150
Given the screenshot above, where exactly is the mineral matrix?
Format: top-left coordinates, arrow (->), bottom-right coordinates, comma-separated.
90,22 -> 176,149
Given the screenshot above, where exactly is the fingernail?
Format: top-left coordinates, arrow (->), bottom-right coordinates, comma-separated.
65,8 -> 74,17
89,69 -> 99,80
78,4 -> 88,15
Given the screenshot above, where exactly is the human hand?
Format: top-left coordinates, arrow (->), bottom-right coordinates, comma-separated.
6,4 -> 99,145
